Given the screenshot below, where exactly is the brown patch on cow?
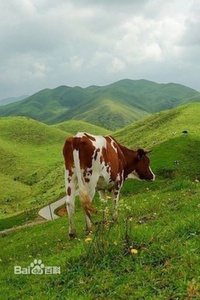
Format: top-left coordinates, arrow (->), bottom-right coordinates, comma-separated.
67,187 -> 71,196
103,137 -> 125,182
135,150 -> 154,181
74,136 -> 96,170
83,169 -> 93,177
64,135 -> 96,172
94,148 -> 100,160
84,133 -> 96,141
63,137 -> 74,172
85,178 -> 90,183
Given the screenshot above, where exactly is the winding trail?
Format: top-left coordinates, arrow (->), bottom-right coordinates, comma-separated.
0,197 -> 67,237
38,196 -> 67,220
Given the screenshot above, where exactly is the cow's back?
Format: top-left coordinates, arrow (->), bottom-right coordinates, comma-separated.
63,132 -> 106,173
63,132 -> 126,184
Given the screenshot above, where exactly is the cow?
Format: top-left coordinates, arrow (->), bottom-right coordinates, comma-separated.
63,132 -> 155,238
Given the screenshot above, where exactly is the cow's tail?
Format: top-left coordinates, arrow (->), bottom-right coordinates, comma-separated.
73,149 -> 97,218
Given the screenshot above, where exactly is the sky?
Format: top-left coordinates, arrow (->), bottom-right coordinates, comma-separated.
0,0 -> 200,99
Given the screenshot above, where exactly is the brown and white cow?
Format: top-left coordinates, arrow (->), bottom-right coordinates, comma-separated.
63,132 -> 155,238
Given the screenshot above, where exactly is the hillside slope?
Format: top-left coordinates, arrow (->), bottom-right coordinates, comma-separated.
114,102 -> 200,149
0,117 -> 69,218
52,120 -> 112,136
0,79 -> 199,130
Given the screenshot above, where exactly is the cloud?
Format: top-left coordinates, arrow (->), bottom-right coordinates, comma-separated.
0,0 -> 200,98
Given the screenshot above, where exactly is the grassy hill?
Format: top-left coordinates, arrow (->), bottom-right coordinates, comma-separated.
0,117 -> 69,219
52,120 -> 112,136
0,103 -> 200,299
0,117 -> 111,220
0,79 -> 199,130
66,98 -> 150,130
114,102 -> 200,149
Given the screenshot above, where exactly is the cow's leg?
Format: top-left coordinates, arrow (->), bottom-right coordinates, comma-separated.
84,186 -> 97,234
65,171 -> 76,238
112,184 -> 122,221
98,190 -> 107,202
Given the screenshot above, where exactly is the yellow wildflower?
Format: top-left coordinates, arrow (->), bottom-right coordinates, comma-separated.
85,237 -> 92,243
130,248 -> 138,255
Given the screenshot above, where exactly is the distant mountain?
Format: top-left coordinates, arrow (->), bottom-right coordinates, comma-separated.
0,79 -> 199,130
0,95 -> 29,106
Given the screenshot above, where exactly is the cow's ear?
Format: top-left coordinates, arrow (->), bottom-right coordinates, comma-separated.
145,150 -> 152,155
137,149 -> 145,160
137,149 -> 152,160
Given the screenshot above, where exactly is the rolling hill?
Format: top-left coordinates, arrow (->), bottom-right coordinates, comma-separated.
114,102 -> 200,149
52,120 -> 112,136
0,117 -> 69,218
0,79 -> 199,130
0,102 -> 200,219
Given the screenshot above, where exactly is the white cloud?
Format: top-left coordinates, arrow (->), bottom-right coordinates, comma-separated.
110,57 -> 126,73
0,0 -> 200,98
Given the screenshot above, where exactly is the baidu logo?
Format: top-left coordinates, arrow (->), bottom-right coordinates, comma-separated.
14,259 -> 61,275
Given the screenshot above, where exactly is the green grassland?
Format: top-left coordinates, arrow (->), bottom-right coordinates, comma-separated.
0,103 -> 200,299
115,102 -> 200,149
0,117 -> 69,220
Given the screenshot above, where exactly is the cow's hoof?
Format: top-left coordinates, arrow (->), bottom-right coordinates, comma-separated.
69,232 -> 76,239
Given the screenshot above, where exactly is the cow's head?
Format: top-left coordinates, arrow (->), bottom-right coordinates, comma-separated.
129,149 -> 155,181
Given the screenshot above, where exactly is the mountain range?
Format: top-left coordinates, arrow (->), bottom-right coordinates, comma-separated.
0,79 -> 199,130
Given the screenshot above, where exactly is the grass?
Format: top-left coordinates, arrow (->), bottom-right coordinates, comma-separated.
0,209 -> 39,231
1,103 -> 200,299
114,102 -> 200,149
0,177 -> 199,299
52,119 -> 112,136
0,117 -> 68,219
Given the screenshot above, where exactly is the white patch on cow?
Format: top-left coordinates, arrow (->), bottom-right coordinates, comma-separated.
75,132 -> 86,138
110,138 -> 118,153
150,167 -> 156,181
76,132 -> 107,150
92,135 -> 107,149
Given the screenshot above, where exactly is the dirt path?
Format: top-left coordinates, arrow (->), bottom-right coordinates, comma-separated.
0,217 -> 47,237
